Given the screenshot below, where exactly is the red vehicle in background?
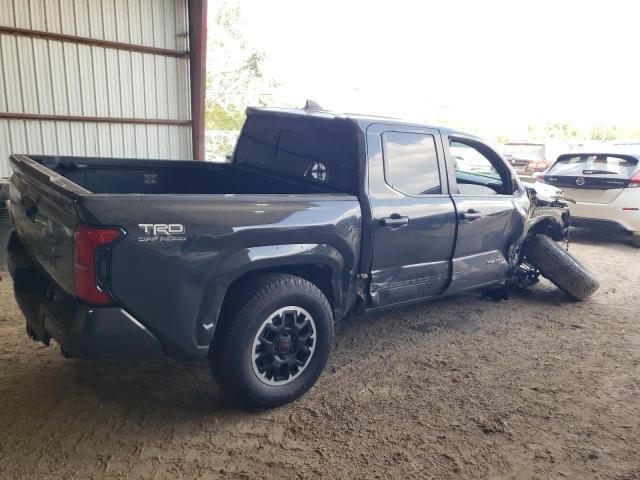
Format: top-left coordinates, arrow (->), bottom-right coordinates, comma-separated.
503,142 -> 566,181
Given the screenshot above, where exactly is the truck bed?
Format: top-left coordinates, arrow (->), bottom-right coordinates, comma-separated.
8,154 -> 362,358
28,155 -> 342,195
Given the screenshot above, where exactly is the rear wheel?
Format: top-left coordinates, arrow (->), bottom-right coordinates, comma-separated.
523,234 -> 599,301
631,233 -> 640,248
209,273 -> 333,408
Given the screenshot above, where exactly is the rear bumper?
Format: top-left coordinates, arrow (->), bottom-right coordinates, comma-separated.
571,217 -> 630,232
8,232 -> 163,359
569,201 -> 640,233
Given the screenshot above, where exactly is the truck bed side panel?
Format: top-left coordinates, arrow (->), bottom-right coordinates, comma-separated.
76,194 -> 362,357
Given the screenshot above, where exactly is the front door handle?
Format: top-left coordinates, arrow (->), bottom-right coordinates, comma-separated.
459,209 -> 482,221
381,214 -> 409,228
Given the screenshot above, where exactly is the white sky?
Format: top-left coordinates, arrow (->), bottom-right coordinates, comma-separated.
217,0 -> 640,135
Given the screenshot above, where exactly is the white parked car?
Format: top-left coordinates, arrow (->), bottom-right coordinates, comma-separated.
539,153 -> 640,247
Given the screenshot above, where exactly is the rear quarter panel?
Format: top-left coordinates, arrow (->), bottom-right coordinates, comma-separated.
76,194 -> 362,357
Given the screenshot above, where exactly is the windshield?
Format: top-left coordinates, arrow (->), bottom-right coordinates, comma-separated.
548,155 -> 638,177
503,144 -> 545,160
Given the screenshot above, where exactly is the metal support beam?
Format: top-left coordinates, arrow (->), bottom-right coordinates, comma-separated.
0,26 -> 189,58
188,0 -> 208,160
0,112 -> 190,126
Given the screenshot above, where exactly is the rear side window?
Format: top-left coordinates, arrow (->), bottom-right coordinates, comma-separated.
548,155 -> 638,177
382,132 -> 441,195
234,114 -> 358,194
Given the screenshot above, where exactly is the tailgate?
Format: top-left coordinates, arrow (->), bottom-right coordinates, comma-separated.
8,154 -> 88,294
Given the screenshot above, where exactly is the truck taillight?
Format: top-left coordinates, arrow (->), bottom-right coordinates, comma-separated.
628,172 -> 640,188
74,224 -> 122,305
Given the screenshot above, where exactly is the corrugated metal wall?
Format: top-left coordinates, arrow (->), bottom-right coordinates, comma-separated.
0,0 -> 193,178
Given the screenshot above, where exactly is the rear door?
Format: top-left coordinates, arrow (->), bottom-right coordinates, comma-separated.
445,135 -> 526,293
367,124 -> 457,308
543,154 -> 639,204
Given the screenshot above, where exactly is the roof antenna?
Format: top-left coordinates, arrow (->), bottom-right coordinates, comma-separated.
303,99 -> 323,111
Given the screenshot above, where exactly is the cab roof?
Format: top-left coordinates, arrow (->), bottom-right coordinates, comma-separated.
247,106 -> 468,138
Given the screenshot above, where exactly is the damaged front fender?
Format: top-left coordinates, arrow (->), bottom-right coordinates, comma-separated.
524,181 -> 572,236
523,181 -> 575,207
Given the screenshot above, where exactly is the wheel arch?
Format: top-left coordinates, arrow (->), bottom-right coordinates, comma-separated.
196,244 -> 353,350
527,215 -> 567,241
220,263 -> 336,319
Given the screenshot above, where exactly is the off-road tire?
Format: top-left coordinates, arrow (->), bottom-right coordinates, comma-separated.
631,233 -> 640,248
524,234 -> 599,301
209,273 -> 333,409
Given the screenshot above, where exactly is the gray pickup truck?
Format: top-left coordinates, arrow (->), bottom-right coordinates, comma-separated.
6,107 -> 598,407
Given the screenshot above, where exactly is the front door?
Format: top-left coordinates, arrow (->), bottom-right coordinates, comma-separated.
366,124 -> 457,308
445,134 -> 527,293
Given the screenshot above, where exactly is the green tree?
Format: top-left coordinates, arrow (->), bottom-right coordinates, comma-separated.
205,2 -> 284,158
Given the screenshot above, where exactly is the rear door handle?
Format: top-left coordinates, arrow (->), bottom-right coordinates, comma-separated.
380,214 -> 409,228
459,209 -> 482,221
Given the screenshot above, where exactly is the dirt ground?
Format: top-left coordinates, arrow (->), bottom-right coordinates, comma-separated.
0,228 -> 638,479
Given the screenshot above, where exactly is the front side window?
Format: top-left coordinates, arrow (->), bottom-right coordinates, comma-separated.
450,139 -> 511,195
382,132 -> 441,195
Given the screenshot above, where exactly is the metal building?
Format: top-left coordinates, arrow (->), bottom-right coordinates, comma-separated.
0,0 -> 207,178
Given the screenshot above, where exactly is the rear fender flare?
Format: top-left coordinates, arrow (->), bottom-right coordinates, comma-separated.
196,244 -> 346,348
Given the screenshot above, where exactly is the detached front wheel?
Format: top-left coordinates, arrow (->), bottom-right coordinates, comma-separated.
523,234 -> 599,301
209,273 -> 333,408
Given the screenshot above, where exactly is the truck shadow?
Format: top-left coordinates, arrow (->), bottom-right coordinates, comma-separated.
70,288 -> 563,411
0,283 -> 583,433
334,282 -> 580,346
0,296 -> 495,428
335,293 -> 503,342
71,357 -> 228,410
569,226 -> 633,248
